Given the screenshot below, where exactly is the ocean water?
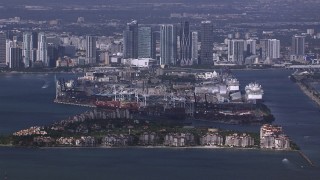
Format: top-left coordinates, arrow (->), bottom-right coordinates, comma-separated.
0,70 -> 319,180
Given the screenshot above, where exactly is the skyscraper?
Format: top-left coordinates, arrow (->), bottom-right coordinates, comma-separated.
6,39 -> 13,66
160,24 -> 177,66
260,39 -> 280,61
123,20 -> 138,59
191,31 -> 199,65
228,39 -> 245,64
151,31 -> 157,60
37,32 -> 48,66
268,39 -> 280,59
9,47 -> 22,69
85,36 -> 97,65
138,26 -> 152,58
23,32 -> 33,68
200,21 -> 213,65
291,35 -> 305,56
0,32 -> 6,66
179,21 -> 192,66
48,44 -> 59,68
245,39 -> 256,56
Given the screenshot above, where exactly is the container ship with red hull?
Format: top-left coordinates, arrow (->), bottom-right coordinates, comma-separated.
95,100 -> 140,111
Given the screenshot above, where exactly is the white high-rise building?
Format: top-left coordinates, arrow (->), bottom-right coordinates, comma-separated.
260,39 -> 280,61
191,31 -> 199,65
268,39 -> 280,59
160,24 -> 177,66
85,36 -> 97,65
23,32 -> 33,68
228,39 -> 245,64
6,39 -> 13,66
37,32 -> 48,66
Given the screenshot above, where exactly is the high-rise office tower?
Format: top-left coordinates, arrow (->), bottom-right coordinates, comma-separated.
151,31 -> 157,60
228,39 -> 245,64
85,36 -> 97,65
0,32 -> 6,66
138,26 -> 152,58
37,32 -> 48,66
245,39 -> 256,56
9,47 -> 22,69
160,24 -> 177,66
123,20 -> 138,59
260,39 -> 280,61
191,31 -> 199,65
291,35 -> 305,56
23,32 -> 33,68
200,21 -> 213,65
179,21 -> 192,66
32,32 -> 38,49
260,39 -> 269,61
48,44 -> 59,68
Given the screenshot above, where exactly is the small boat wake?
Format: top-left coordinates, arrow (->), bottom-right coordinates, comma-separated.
42,80 -> 50,89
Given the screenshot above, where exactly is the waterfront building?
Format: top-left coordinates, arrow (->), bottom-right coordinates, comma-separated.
228,39 -> 245,65
36,32 -> 48,66
22,32 -> 33,68
139,132 -> 158,145
123,20 -> 138,59
160,24 -> 177,66
179,21 -> 192,66
164,133 -> 195,147
138,26 -> 153,58
85,36 -> 97,65
75,136 -> 96,147
225,133 -> 254,147
260,124 -> 282,139
200,21 -> 213,65
191,31 -> 199,65
260,124 -> 290,150
200,133 -> 223,146
102,134 -> 132,146
0,32 -> 6,66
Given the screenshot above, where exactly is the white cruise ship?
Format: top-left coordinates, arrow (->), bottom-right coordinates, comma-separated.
245,83 -> 264,100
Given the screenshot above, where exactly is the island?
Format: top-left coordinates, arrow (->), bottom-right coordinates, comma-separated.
1,109 -> 296,151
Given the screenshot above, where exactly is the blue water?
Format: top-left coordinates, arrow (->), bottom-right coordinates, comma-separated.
312,83 -> 320,92
0,73 -> 88,134
0,70 -> 319,180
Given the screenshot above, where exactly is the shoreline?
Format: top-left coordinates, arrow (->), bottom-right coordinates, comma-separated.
0,144 -> 295,152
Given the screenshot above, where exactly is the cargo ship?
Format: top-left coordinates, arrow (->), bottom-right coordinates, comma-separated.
95,100 -> 140,111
